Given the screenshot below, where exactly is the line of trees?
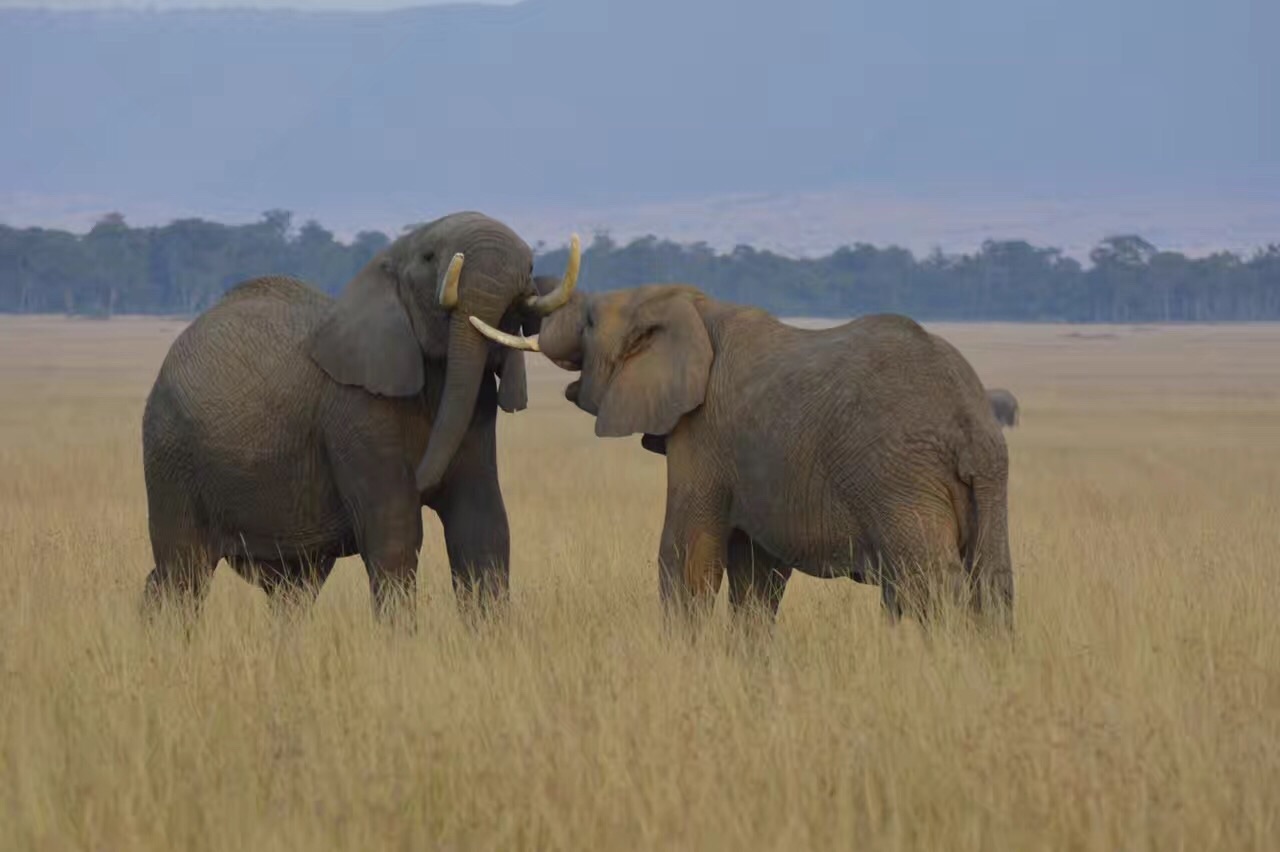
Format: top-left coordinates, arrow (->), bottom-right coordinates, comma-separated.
1,211 -> 1277,321
0,211 -> 390,318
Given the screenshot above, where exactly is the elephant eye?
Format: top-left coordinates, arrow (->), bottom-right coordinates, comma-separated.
422,251 -> 435,263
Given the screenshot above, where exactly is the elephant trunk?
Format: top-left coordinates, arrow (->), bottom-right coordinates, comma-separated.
533,293 -> 587,369
415,309 -> 492,494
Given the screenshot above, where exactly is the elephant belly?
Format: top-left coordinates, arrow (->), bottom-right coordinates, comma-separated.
731,492 -> 873,582
197,445 -> 356,561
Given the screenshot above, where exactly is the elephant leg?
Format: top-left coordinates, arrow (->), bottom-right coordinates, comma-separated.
856,549 -> 905,623
726,529 -> 791,626
436,476 -> 510,614
657,487 -> 729,625
430,400 -> 510,615
236,556 -> 335,618
876,510 -> 971,626
363,531 -> 422,628
143,539 -> 216,624
329,438 -> 423,627
142,471 -> 216,623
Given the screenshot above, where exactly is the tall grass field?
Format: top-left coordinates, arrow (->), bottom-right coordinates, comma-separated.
2,316 -> 1277,850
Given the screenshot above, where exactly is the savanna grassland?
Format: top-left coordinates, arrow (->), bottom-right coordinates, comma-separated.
1,315 -> 1278,851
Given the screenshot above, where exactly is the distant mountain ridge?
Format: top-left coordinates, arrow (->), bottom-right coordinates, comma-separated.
1,0 -> 1274,248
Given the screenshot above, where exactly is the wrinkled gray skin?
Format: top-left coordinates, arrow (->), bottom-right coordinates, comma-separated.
141,212 -> 570,622
987,388 -> 1019,428
526,285 -> 1013,627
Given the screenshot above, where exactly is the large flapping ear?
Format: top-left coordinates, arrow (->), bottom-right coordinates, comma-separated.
496,349 -> 528,413
596,293 -> 712,438
306,262 -> 424,397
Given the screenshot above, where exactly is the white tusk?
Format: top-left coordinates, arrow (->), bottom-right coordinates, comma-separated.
437,252 -> 464,309
526,233 -> 580,315
469,315 -> 540,351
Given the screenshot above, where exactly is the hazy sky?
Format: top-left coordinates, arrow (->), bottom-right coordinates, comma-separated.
0,0 -> 515,8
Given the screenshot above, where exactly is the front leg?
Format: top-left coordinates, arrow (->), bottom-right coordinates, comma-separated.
327,400 -> 424,628
657,484 -> 730,624
360,505 -> 424,629
435,472 -> 510,613
430,376 -> 509,615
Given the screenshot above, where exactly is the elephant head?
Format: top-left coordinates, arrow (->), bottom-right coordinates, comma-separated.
472,284 -> 712,440
307,212 -> 579,493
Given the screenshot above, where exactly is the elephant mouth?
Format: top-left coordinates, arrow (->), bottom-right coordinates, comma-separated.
563,379 -> 599,415
551,357 -> 581,372
640,433 -> 668,455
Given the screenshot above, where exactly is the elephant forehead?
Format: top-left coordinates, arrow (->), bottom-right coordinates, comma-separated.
592,296 -> 638,336
454,222 -> 530,252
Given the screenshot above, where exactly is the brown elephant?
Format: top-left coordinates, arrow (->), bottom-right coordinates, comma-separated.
474,285 -> 1013,627
141,212 -> 579,622
986,388 -> 1019,427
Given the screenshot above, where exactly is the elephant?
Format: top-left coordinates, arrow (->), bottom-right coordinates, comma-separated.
473,285 -> 1013,628
986,388 -> 1019,427
141,211 -> 579,622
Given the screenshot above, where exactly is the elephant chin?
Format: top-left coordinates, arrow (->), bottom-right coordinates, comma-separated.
564,380 -> 581,404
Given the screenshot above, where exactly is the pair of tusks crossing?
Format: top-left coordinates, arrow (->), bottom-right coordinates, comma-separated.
444,234 -> 581,352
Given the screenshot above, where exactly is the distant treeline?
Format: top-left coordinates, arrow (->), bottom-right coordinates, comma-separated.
2,211 -> 1278,322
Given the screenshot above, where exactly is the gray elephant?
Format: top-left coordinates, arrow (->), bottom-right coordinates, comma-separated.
986,388 -> 1019,427
474,285 -> 1013,627
141,212 -> 579,621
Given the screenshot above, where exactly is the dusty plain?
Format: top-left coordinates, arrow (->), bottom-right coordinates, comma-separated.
1,315 -> 1278,850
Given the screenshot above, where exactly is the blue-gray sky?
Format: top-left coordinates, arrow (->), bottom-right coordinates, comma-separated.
1,0 -> 1273,252
0,0 -> 514,7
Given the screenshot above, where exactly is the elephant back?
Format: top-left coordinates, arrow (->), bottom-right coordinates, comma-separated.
148,276 -> 335,438
216,275 -> 328,310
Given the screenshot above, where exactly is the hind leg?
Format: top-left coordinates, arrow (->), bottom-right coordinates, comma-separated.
228,555 -> 335,617
875,509 -> 972,626
973,562 -> 1014,632
878,562 -> 905,623
263,556 -> 335,617
141,461 -> 217,622
726,530 -> 792,628
884,560 -> 973,626
143,537 -> 216,623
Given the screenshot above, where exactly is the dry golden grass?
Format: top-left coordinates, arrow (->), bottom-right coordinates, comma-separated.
2,315 -> 1279,851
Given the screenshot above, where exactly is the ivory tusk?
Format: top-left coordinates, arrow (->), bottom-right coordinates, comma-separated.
437,252 -> 465,309
526,233 -> 580,315
469,315 -> 540,351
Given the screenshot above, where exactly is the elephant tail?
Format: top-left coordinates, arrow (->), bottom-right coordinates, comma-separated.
959,442 -> 1014,628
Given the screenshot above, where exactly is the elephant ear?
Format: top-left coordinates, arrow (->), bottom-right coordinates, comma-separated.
496,349 -> 528,413
306,265 -> 424,397
596,294 -> 712,438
